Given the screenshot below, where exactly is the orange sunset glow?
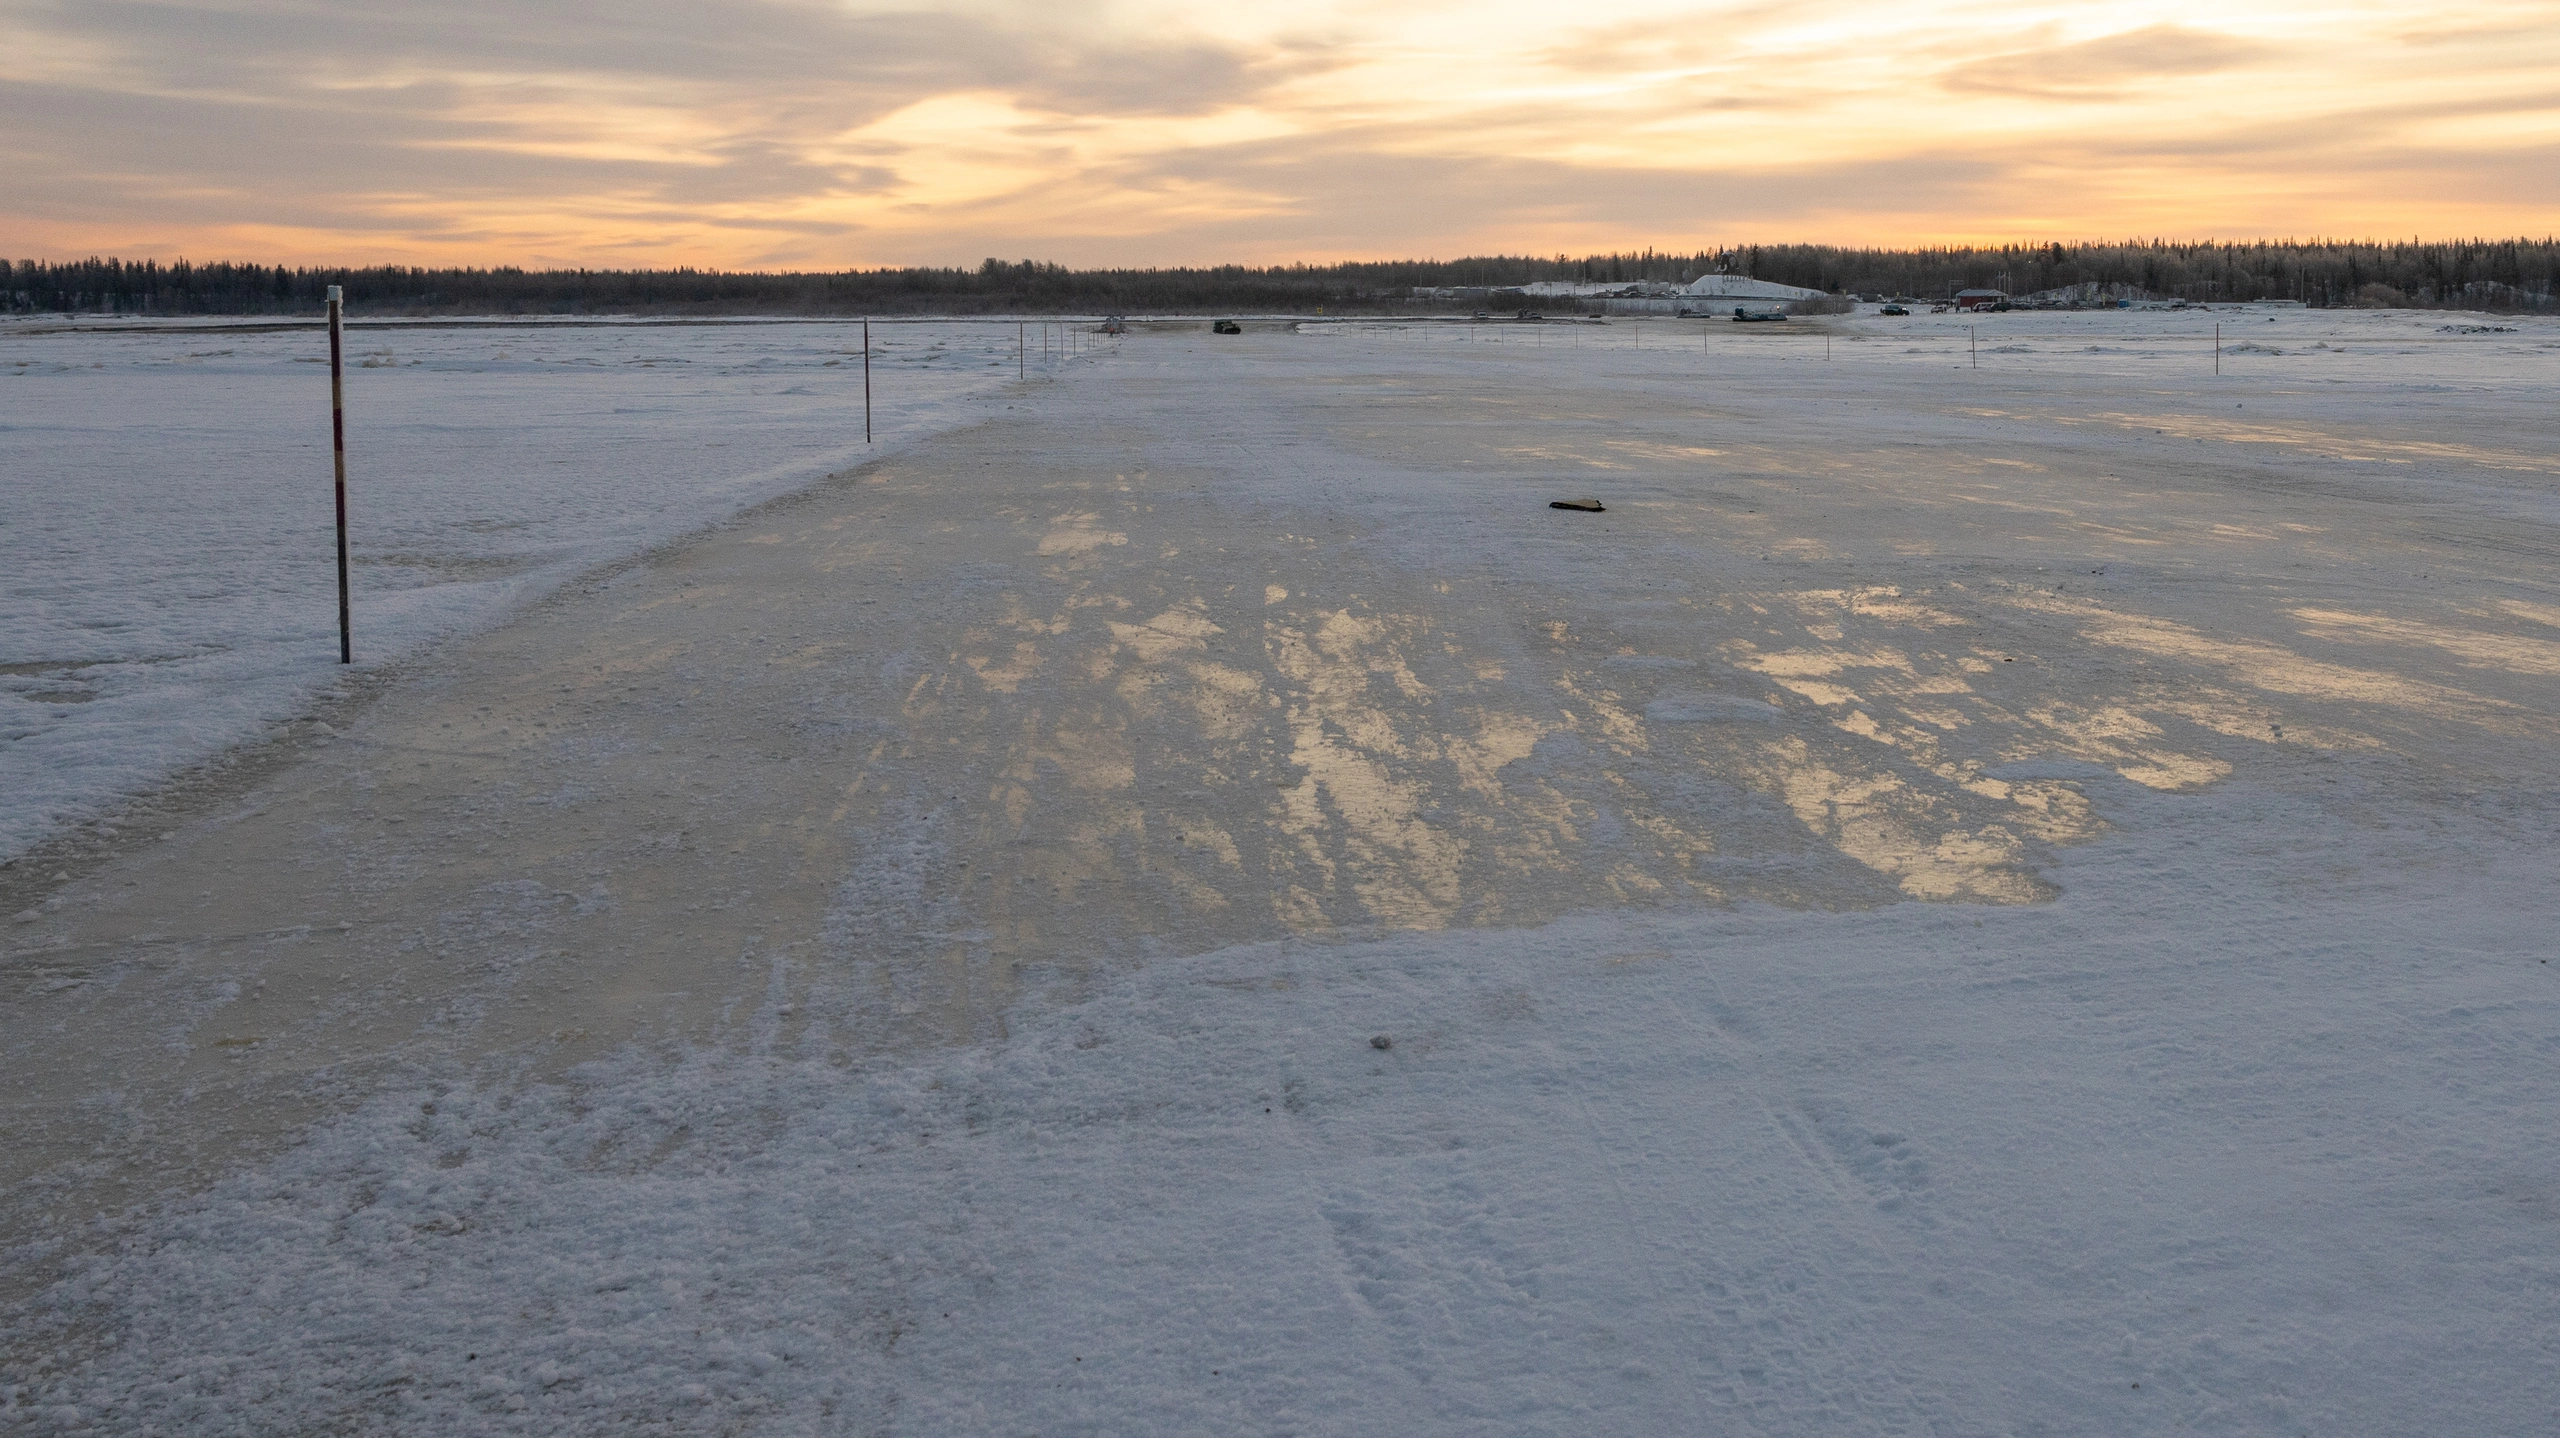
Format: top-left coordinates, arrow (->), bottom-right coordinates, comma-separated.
7,0 -> 2557,266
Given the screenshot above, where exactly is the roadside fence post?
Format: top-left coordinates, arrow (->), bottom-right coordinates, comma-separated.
328,284 -> 351,664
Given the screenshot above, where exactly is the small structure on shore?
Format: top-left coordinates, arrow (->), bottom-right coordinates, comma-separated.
1954,289 -> 2007,311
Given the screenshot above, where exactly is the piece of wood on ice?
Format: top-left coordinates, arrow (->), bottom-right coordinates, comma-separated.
1549,498 -> 1606,512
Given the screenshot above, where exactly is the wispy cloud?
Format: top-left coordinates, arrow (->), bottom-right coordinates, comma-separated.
1,1 -> 2549,265
1942,25 -> 2273,101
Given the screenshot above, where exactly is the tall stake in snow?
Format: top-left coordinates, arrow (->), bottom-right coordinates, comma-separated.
328,284 -> 351,664
2215,322 -> 2222,376
1018,321 -> 1025,381
863,317 -> 873,444
1970,325 -> 1977,369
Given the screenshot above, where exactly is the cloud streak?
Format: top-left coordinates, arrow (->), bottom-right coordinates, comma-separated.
3,1 -> 2552,266
1942,25 -> 2274,101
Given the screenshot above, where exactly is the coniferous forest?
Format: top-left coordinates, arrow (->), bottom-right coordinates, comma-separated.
8,238 -> 2555,317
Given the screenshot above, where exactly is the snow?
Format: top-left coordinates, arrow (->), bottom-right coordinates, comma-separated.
12,800 -> 2555,1435
0,317 -> 1065,860
5,306 -> 2559,1434
20,808 -> 2560,1432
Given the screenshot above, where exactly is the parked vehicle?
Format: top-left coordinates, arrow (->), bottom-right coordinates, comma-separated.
1731,306 -> 1787,323
1879,304 -> 1910,316
1212,319 -> 1241,334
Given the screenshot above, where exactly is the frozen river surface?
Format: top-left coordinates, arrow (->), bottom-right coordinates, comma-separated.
3,307 -> 2558,1434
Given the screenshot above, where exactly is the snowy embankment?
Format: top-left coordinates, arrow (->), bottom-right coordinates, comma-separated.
0,317 -> 1053,859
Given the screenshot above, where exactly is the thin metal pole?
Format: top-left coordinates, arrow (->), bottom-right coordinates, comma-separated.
1970,325 -> 1977,369
1018,321 -> 1025,380
328,284 -> 351,664
2215,322 -> 2221,375
863,317 -> 873,443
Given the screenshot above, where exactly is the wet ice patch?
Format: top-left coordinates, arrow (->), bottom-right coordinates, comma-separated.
1643,692 -> 1781,723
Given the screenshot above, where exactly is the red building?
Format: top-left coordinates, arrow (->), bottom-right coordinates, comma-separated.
1954,289 -> 2006,310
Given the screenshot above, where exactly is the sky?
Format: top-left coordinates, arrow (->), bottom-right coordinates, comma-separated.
5,0 -> 2556,269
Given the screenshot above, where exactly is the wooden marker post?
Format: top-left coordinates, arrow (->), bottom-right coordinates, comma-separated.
2215,322 -> 2222,376
328,284 -> 351,664
1018,321 -> 1025,380
1970,325 -> 1977,369
863,317 -> 873,444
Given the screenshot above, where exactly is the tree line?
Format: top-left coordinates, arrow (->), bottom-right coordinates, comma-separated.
8,240 -> 2553,316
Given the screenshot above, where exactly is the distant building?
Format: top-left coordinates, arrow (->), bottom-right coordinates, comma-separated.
1683,274 -> 1828,303
1516,281 -> 1684,299
1954,289 -> 2006,310
1418,273 -> 1831,317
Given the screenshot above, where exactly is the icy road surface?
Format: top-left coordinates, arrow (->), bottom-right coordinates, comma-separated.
4,308 -> 2558,1434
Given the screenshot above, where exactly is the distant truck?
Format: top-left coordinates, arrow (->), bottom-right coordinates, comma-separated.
1212,319 -> 1241,334
1730,306 -> 1788,322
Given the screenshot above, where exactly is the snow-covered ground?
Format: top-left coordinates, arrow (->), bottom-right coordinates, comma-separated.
0,317 -> 1074,859
4,308 -> 2558,1434
21,812 -> 2555,1436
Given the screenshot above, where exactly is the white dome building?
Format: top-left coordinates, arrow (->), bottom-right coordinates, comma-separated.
1681,274 -> 1829,302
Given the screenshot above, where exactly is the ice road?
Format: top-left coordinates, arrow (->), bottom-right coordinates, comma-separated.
4,308 -> 2558,1434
